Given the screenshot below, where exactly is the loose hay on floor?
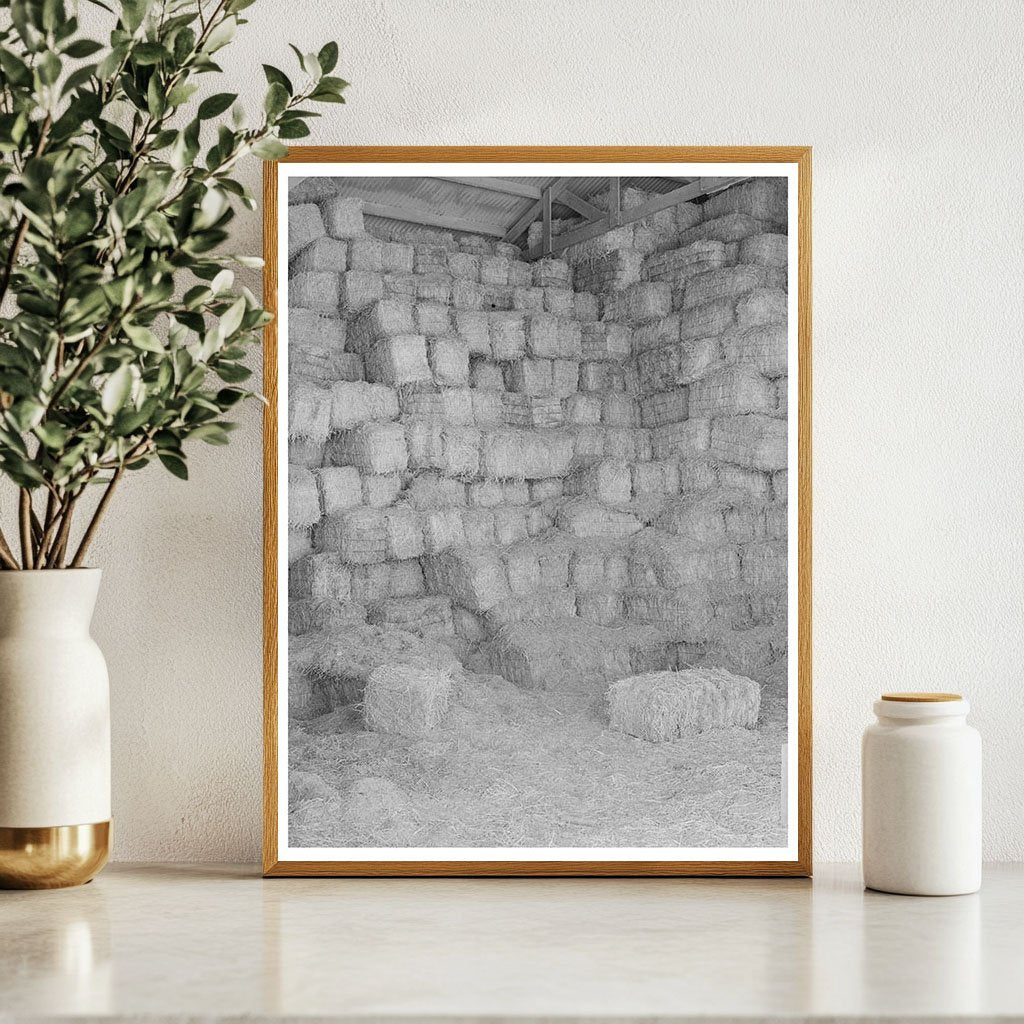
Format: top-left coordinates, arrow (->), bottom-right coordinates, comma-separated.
363,665 -> 454,737
607,667 -> 760,742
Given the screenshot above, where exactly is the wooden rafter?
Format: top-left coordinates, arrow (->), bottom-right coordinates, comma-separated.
556,190 -> 603,221
523,176 -> 748,260
502,177 -> 572,244
431,176 -> 542,200
361,201 -> 506,238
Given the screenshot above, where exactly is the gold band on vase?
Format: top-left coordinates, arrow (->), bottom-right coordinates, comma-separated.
0,821 -> 110,889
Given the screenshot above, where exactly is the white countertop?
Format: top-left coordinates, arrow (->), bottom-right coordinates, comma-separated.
1,862 -> 1021,1021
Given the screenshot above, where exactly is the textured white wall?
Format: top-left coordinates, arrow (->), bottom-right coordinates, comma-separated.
80,0 -> 1024,862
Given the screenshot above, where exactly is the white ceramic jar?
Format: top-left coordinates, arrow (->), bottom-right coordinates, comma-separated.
862,692 -> 981,896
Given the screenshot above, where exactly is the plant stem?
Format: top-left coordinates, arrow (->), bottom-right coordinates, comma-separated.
0,528 -> 19,571
70,466 -> 124,568
43,492 -> 77,569
18,489 -> 34,569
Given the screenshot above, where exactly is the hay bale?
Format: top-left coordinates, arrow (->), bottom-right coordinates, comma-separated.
774,376 -> 788,418
703,624 -> 785,682
362,473 -> 402,508
315,466 -> 362,515
448,251 -> 480,281
288,467 -> 321,528
557,499 -> 640,539
320,196 -> 364,238
400,386 -> 475,425
348,236 -> 383,272
484,589 -> 578,632
678,213 -> 774,247
683,265 -> 785,309
629,529 -> 741,589
564,393 -> 603,426
292,624 -> 460,707
633,315 -> 681,354
529,478 -> 563,502
574,291 -> 600,321
407,472 -> 465,510
512,286 -> 545,312
479,429 -> 574,480
602,392 -> 638,427
722,324 -> 787,378
624,587 -> 714,642
603,427 -> 651,462
369,595 -> 454,635
470,358 -> 504,391
288,203 -> 326,257
577,589 -> 623,625
289,596 -> 366,636
330,381 -> 398,431
405,418 -> 444,471
385,507 -> 424,560
429,335 -> 470,386
656,496 -> 729,544
564,459 -> 632,506
348,299 -> 416,351
363,334 -> 432,386
741,539 -> 787,590
581,322 -> 631,362
719,464 -> 771,501
736,287 -> 787,328
606,667 -> 760,741
315,508 -> 388,564
487,618 -> 668,691
525,314 -> 582,358
288,670 -> 330,721
291,271 -> 339,315
443,425 -> 482,478
454,310 -> 490,354
739,232 -> 788,269
339,270 -> 384,312
382,241 -> 414,273
688,366 -> 774,418
329,422 -> 408,475
602,282 -> 672,324
651,418 -> 710,460
472,389 -> 505,425
289,381 -> 332,442
503,393 -> 563,429
415,300 -> 452,337
639,389 -> 688,428
290,552 -> 353,602
489,312 -> 528,362
533,257 -> 570,288
679,297 -> 736,342
493,507 -> 529,546
702,178 -> 787,225
467,480 -> 503,508
289,527 -> 312,564
552,358 -> 580,397
423,509 -> 467,553
291,236 -> 347,275
710,414 -> 787,472
423,547 -> 510,613
462,508 -> 496,547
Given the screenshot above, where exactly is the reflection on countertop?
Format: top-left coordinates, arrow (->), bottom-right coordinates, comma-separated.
1,862 -> 1021,1020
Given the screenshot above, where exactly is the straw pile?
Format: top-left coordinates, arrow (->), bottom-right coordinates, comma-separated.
607,667 -> 760,742
362,664 -> 454,737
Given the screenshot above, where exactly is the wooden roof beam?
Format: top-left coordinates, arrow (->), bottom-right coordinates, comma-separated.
430,176 -> 543,200
361,201 -> 507,238
523,176 -> 748,259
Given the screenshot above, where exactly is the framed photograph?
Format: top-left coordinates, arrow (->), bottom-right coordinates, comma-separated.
263,147 -> 811,877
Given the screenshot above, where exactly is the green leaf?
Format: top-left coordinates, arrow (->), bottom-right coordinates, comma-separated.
214,362 -> 251,383
198,91 -> 237,119
277,120 -> 310,140
217,296 -> 246,340
101,365 -> 133,414
158,452 -> 188,479
264,81 -> 289,117
132,42 -> 168,66
317,41 -> 339,74
123,322 -> 164,353
34,421 -> 70,448
203,16 -> 236,53
190,422 -> 231,445
251,137 -> 287,160
262,64 -> 292,94
166,82 -> 199,107
63,38 -> 104,58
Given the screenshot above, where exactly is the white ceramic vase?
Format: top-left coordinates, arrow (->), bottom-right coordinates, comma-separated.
0,569 -> 111,888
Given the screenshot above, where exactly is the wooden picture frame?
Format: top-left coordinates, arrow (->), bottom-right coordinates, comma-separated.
263,147 -> 812,877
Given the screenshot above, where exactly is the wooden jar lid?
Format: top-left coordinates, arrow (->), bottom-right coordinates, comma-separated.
880,692 -> 962,702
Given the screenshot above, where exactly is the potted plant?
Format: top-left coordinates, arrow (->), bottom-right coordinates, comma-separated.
0,0 -> 345,887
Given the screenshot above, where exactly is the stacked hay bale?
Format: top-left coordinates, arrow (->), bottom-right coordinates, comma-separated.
285,176 -> 790,706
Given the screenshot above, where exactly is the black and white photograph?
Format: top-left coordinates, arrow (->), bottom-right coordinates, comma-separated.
273,157 -> 807,870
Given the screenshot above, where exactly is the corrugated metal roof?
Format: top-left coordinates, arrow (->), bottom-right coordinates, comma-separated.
289,174 -> 697,244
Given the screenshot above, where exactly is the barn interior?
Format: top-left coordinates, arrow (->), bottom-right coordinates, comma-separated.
284,173 -> 790,849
